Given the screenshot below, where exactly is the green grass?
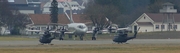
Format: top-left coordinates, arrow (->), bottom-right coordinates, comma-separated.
1,44 -> 180,53
0,35 -> 37,41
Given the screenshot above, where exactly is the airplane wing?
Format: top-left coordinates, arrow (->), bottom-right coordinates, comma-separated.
26,29 -> 43,32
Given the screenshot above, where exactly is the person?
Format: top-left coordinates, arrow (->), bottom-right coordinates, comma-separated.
59,26 -> 66,40
92,27 -> 99,40
108,26 -> 112,33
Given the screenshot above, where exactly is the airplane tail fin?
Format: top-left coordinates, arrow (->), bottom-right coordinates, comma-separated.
127,27 -> 140,40
65,12 -> 74,23
133,27 -> 140,38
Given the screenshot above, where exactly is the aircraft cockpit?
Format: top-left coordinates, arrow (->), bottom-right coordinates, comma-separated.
78,25 -> 86,29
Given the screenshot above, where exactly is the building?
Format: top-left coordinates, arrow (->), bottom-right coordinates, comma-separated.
131,2 -> 180,33
130,13 -> 180,33
42,1 -> 85,14
23,14 -> 91,35
42,2 -> 64,14
8,0 -> 42,14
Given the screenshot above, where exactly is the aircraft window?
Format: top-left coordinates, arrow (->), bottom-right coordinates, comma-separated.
78,25 -> 85,29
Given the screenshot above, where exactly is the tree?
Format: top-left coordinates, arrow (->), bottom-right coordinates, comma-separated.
148,0 -> 180,13
0,0 -> 13,25
84,4 -> 120,29
85,0 -> 180,28
50,0 -> 58,23
50,0 -> 58,30
0,0 -> 31,35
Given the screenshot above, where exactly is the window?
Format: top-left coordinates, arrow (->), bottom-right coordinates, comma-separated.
78,25 -> 85,29
155,25 -> 159,29
144,17 -> 146,19
174,25 -> 177,29
161,25 -> 165,29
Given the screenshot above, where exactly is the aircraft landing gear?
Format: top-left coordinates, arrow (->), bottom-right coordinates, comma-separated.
92,37 -> 96,40
79,35 -> 84,40
59,33 -> 64,40
80,36 -> 83,40
38,43 -> 54,45
59,38 -> 64,40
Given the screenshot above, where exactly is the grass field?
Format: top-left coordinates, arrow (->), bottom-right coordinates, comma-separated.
0,44 -> 180,53
0,31 -> 180,41
0,32 -> 180,53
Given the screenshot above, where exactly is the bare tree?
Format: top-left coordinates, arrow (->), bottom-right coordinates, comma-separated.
84,4 -> 120,29
0,0 -> 31,35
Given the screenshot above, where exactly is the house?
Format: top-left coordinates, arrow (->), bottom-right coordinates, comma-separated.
42,1 -> 85,14
42,2 -> 64,14
131,2 -> 180,33
22,14 -> 92,35
131,13 -> 180,33
8,0 -> 42,14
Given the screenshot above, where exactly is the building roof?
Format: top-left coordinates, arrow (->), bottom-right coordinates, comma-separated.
145,13 -> 180,22
28,14 -> 91,25
43,2 -> 64,8
67,1 -> 80,5
14,0 -> 28,4
9,0 -> 41,4
136,22 -> 153,26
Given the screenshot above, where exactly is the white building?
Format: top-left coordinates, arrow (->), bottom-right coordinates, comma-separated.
131,2 -> 180,33
42,1 -> 85,14
42,2 -> 64,14
131,13 -> 180,33
8,0 -> 42,14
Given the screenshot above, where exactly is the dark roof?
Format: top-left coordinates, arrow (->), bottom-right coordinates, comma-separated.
29,14 -> 91,25
137,22 -> 153,26
14,0 -> 28,4
162,2 -> 174,6
145,13 -> 180,22
9,0 -> 41,4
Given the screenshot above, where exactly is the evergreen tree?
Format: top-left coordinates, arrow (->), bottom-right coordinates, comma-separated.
50,0 -> 58,23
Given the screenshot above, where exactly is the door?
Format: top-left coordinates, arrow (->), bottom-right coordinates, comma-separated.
134,26 -> 137,32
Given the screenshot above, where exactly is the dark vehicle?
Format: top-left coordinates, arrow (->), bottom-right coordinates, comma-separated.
39,30 -> 55,45
113,28 -> 139,44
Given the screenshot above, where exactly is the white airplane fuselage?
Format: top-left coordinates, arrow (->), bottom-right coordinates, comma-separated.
67,23 -> 88,35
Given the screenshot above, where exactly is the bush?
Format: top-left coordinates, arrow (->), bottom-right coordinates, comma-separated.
10,28 -> 20,35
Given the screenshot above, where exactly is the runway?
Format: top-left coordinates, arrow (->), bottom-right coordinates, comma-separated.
0,39 -> 180,46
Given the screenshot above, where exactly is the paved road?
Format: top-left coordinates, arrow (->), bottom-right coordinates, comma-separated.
0,39 -> 180,46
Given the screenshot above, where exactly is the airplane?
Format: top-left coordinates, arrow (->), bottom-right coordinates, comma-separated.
56,1 -> 88,40
30,22 -> 88,41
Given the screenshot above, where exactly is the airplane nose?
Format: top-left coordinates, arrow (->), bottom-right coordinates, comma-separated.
80,28 -> 88,33
82,28 -> 88,32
